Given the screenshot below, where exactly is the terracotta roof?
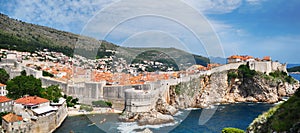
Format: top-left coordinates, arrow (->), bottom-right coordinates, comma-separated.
0,96 -> 12,103
15,96 -> 49,105
263,56 -> 271,61
0,83 -> 6,87
2,113 -> 23,123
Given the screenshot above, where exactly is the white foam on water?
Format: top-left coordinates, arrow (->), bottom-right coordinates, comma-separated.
274,101 -> 284,105
174,111 -> 183,116
186,108 -> 200,111
206,105 -> 216,109
117,120 -> 180,133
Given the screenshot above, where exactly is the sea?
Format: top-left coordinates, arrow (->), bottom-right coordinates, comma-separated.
55,64 -> 300,133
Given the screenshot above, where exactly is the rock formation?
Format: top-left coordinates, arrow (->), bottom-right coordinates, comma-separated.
120,64 -> 299,125
171,70 -> 299,109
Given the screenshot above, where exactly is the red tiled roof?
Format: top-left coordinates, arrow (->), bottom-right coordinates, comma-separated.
0,83 -> 6,87
0,96 -> 12,103
2,113 -> 23,123
15,96 -> 49,105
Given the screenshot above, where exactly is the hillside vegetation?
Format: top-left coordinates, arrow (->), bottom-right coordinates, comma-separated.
0,13 -> 209,67
287,66 -> 300,72
247,88 -> 300,133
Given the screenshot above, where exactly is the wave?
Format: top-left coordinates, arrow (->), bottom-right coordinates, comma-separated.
185,108 -> 200,111
116,120 -> 180,133
173,111 -> 183,116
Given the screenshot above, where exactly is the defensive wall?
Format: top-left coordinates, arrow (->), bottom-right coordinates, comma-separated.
0,60 -> 288,112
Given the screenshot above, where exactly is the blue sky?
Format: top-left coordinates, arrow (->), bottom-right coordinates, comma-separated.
0,0 -> 300,63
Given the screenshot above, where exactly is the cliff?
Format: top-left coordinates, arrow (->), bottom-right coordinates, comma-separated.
171,64 -> 299,109
247,88 -> 300,133
120,64 -> 299,125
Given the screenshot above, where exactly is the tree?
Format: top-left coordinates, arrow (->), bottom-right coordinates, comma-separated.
41,85 -> 62,102
42,71 -> 54,77
238,64 -> 256,78
21,70 -> 27,76
0,112 -> 9,125
6,75 -> 43,99
0,68 -> 9,84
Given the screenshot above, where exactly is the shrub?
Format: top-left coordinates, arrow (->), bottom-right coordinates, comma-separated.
175,85 -> 181,95
92,100 -> 112,108
222,127 -> 245,133
42,71 -> 54,77
269,70 -> 296,84
238,65 -> 256,78
80,104 -> 93,112
228,71 -> 238,79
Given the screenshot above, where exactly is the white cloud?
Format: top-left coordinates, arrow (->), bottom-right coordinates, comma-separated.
181,0 -> 242,14
6,0 -> 276,59
78,0 -> 226,57
246,0 -> 263,5
8,0 -> 118,33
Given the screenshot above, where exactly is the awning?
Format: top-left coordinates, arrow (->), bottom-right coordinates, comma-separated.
31,106 -> 58,115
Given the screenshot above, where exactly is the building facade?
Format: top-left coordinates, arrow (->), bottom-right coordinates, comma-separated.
0,83 -> 7,96
1,113 -> 25,133
0,96 -> 13,113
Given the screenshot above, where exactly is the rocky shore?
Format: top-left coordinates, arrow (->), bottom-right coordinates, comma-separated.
119,98 -> 177,126
119,68 -> 299,125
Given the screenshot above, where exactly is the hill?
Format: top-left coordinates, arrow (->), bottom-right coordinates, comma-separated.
247,87 -> 300,132
0,13 -> 209,68
287,66 -> 300,72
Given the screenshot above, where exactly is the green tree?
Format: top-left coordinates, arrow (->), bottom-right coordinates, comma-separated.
21,70 -> 27,76
41,85 -> 62,102
42,70 -> 54,77
0,112 -> 9,125
238,64 -> 256,78
6,75 -> 42,99
0,68 -> 9,84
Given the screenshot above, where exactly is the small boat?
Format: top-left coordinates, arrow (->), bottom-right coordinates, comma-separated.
88,123 -> 96,127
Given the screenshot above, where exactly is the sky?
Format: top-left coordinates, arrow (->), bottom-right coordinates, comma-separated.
0,0 -> 300,63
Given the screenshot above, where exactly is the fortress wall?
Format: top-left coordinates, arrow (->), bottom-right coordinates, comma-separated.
124,89 -> 155,112
124,81 -> 170,113
40,77 -> 68,91
71,85 -> 93,104
211,62 -> 246,73
9,70 -> 21,79
272,61 -> 287,73
103,84 -> 151,100
29,104 -> 67,133
250,61 -> 272,74
101,84 -> 151,110
30,113 -> 57,133
22,66 -> 42,78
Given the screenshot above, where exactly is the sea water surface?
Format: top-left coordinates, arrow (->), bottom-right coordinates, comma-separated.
55,103 -> 273,133
55,70 -> 300,133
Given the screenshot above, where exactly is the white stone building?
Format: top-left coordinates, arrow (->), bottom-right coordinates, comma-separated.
0,83 -> 7,96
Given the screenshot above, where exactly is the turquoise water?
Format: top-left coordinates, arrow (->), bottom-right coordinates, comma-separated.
55,73 -> 300,133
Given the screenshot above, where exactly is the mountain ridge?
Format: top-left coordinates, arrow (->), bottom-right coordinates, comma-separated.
0,13 -> 210,67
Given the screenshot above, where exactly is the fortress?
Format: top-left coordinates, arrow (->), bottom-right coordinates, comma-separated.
0,57 -> 288,112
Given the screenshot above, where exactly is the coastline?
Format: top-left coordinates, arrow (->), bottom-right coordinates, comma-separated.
55,103 -> 274,133
289,72 -> 300,74
50,113 -> 68,133
68,108 -> 123,116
